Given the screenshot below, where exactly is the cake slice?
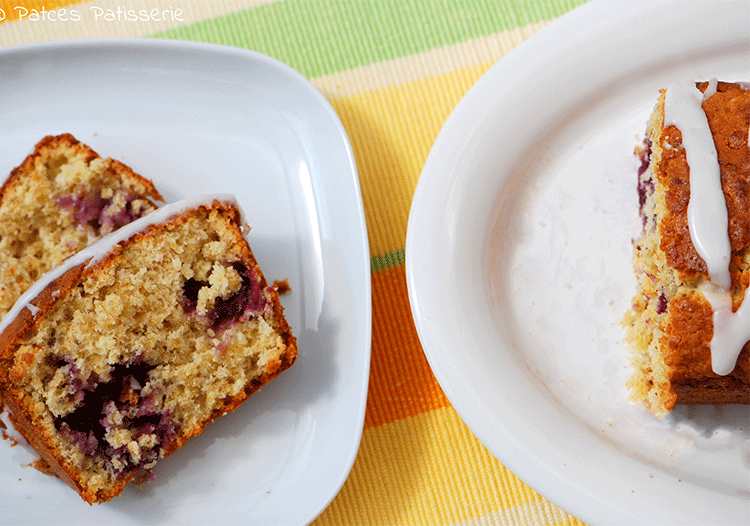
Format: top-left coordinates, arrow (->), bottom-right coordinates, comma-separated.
0,134 -> 164,321
0,196 -> 297,503
625,80 -> 750,417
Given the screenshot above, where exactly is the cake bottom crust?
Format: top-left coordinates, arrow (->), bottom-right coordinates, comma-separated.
674,381 -> 750,405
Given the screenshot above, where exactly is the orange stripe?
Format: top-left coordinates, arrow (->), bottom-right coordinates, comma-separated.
365,265 -> 450,429
0,0 -> 85,24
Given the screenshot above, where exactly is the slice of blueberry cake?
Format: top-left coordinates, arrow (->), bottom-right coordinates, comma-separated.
0,134 -> 164,321
0,196 -> 297,503
624,80 -> 750,417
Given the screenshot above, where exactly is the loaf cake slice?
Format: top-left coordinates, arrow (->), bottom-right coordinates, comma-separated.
624,80 -> 750,417
0,196 -> 297,503
0,133 -> 164,321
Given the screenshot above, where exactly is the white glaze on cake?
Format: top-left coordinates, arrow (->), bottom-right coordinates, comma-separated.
664,78 -> 731,289
664,79 -> 749,375
0,194 -> 240,336
701,77 -> 718,102
699,281 -> 750,375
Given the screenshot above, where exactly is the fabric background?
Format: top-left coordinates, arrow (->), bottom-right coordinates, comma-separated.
0,1 -> 591,524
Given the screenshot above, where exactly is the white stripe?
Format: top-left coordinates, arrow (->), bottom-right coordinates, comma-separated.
450,498 -> 573,526
0,0 -> 281,45
310,22 -> 549,99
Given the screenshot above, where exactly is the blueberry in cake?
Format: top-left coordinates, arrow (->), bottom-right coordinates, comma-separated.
0,134 -> 164,321
625,79 -> 750,417
0,196 -> 297,503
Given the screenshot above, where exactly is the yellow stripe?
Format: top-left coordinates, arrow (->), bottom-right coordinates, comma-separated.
331,63 -> 490,257
0,0 -> 279,44
314,407 -> 583,526
318,23 -> 548,257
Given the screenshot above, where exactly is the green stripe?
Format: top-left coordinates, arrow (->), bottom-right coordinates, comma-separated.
152,0 -> 590,78
371,249 -> 405,273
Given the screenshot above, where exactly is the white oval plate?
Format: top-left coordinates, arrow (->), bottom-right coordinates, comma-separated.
0,39 -> 370,525
406,1 -> 749,524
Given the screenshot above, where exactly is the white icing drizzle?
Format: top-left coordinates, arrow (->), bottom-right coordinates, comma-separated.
664,79 -> 732,289
702,77 -> 719,102
665,79 -> 748,375
699,282 -> 750,375
0,193 -> 240,336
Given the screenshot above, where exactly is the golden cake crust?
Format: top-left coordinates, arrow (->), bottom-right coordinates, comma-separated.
0,133 -> 163,209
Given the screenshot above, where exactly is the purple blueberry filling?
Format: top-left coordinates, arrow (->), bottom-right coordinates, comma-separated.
656,291 -> 668,315
54,359 -> 177,478
181,278 -> 203,314
57,192 -> 147,236
637,138 -> 652,178
55,356 -> 96,406
181,262 -> 268,331
59,424 -> 99,457
637,139 -> 653,211
638,178 -> 655,211
636,138 -> 657,228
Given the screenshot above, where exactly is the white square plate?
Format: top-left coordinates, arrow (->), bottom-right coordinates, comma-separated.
0,39 -> 370,526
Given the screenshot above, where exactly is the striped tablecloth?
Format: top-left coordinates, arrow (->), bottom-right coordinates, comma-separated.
1,1 -> 590,524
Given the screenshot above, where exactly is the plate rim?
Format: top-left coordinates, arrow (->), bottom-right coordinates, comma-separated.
0,37 -> 371,525
405,0 -> 749,524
